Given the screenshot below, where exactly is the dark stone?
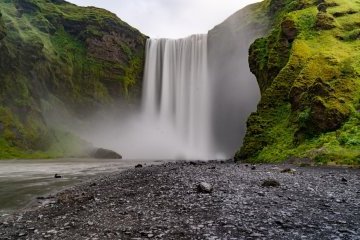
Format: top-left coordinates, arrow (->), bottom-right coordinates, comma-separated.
251,165 -> 256,170
197,182 -> 213,193
308,78 -> 334,97
54,174 -> 62,179
309,97 -> 349,132
14,0 -> 40,15
261,179 -> 280,188
281,19 -> 298,41
281,168 -> 297,174
341,177 -> 348,182
317,3 -> 327,13
135,164 -> 143,168
91,148 -> 122,159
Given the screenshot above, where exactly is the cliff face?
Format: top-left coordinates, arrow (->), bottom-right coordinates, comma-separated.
0,0 -> 146,158
236,0 -> 360,165
208,2 -> 269,156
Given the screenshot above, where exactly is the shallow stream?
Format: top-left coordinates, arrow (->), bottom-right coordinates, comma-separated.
0,158 -> 167,216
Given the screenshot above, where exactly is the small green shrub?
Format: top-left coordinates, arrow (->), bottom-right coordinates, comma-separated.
297,107 -> 311,128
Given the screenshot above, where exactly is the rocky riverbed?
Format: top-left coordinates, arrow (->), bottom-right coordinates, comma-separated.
0,161 -> 359,240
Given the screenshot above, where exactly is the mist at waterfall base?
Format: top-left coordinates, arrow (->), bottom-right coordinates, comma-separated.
82,35 -> 216,161
74,8 -> 264,161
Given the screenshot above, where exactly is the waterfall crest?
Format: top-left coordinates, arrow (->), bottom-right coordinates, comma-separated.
142,34 -> 213,160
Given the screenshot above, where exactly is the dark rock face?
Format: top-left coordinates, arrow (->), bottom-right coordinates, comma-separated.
0,13 -> 5,40
14,0 -> 40,15
310,97 -> 350,132
281,19 -> 298,41
291,77 -> 350,135
91,148 -> 122,159
207,2 -> 269,156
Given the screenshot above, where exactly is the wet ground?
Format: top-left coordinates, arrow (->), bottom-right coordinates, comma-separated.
0,158 -> 168,216
0,161 -> 359,240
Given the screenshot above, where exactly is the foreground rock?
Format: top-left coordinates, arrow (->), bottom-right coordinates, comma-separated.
197,182 -> 213,193
0,162 -> 359,239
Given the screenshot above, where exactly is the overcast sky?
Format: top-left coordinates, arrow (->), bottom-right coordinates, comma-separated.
67,0 -> 262,38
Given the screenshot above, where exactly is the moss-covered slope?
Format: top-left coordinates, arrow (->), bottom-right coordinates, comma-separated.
0,0 -> 146,158
236,0 -> 360,165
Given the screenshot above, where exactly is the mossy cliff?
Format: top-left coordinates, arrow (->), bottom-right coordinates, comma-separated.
0,0 -> 146,158
236,0 -> 360,165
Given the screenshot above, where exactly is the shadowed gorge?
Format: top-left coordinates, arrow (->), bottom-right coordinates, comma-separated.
208,2 -> 269,156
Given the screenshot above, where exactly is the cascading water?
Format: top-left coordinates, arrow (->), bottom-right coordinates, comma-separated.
142,34 -> 213,160
74,6 -> 266,161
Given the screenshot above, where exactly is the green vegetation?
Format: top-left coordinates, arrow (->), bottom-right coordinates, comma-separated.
0,0 -> 146,159
236,0 -> 360,165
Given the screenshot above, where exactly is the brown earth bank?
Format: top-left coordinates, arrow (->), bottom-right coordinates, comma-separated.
0,161 -> 359,240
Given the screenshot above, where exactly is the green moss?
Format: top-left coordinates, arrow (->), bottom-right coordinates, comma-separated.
0,0 -> 146,159
238,0 -> 360,166
122,55 -> 144,97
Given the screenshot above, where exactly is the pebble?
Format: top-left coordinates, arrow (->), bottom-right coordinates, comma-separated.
47,229 -> 58,234
281,168 -> 297,174
18,232 -> 27,237
197,182 -> 213,193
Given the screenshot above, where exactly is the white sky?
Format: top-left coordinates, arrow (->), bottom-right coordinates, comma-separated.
67,0 -> 262,38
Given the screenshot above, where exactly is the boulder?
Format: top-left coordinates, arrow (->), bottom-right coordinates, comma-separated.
309,97 -> 350,132
197,182 -> 213,194
54,174 -> 62,179
91,148 -> 122,159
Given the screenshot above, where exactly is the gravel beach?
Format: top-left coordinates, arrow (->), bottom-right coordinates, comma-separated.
0,161 -> 359,240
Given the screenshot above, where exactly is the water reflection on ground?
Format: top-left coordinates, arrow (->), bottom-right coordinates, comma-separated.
0,158 -> 167,216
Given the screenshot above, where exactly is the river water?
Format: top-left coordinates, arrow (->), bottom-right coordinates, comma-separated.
0,158 -> 168,216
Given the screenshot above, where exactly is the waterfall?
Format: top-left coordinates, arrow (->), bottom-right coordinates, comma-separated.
142,34 -> 213,160
74,6 -> 266,161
